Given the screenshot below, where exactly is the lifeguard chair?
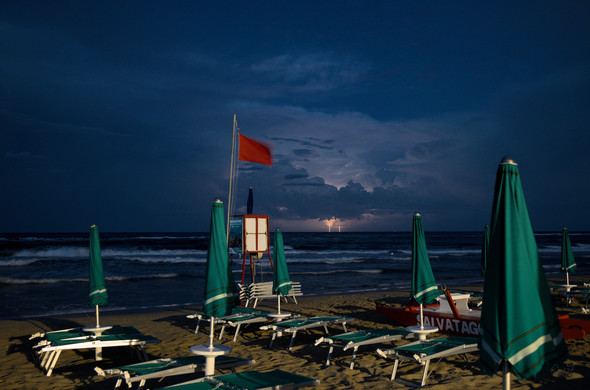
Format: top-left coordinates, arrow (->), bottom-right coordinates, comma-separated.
228,215 -> 273,283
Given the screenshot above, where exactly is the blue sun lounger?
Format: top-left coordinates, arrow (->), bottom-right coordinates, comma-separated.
260,316 -> 355,351
377,336 -> 479,387
159,369 -> 319,389
95,355 -> 255,389
314,328 -> 413,369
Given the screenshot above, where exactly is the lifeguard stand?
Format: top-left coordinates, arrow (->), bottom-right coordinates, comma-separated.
228,215 -> 273,284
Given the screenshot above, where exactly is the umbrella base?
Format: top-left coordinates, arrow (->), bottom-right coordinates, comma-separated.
190,344 -> 232,376
406,325 -> 438,340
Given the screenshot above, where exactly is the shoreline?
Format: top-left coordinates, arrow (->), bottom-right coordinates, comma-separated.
2,279 -> 589,389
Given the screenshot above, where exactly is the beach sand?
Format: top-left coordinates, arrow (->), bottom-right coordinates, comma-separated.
2,278 -> 589,389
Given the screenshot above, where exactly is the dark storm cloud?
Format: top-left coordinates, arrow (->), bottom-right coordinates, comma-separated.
1,2 -> 590,232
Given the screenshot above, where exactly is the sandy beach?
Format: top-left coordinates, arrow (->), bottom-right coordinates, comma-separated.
2,278 -> 589,390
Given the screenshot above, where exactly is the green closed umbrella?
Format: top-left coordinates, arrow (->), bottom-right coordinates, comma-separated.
89,225 -> 108,328
411,213 -> 438,332
481,225 -> 490,276
272,229 -> 292,315
479,157 -> 567,389
203,200 -> 239,345
561,227 -> 576,286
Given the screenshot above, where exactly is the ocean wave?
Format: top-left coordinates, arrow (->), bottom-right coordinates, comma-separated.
284,248 -> 390,256
0,258 -> 40,266
289,269 -> 383,276
118,257 -> 206,264
0,273 -> 182,285
11,247 -> 89,258
9,247 -> 206,258
0,276 -> 88,285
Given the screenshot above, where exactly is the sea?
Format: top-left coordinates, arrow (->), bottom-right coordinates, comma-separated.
1,231 -> 589,320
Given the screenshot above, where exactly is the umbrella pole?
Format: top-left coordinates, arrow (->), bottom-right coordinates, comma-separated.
419,303 -> 424,330
277,294 -> 281,314
566,271 -> 570,287
209,316 -> 215,350
503,360 -> 511,390
95,305 -> 100,328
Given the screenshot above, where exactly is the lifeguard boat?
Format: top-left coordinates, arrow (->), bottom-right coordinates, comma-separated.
376,289 -> 589,340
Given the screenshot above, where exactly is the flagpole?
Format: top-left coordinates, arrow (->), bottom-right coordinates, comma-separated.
227,115 -> 238,242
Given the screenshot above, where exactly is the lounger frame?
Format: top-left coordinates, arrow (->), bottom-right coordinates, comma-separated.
315,328 -> 412,369
378,337 -> 478,387
261,316 -> 354,351
95,355 -> 255,390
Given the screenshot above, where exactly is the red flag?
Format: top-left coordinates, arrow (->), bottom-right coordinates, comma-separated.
238,134 -> 272,165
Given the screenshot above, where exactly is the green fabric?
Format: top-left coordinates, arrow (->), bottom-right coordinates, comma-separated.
203,200 -> 238,317
51,333 -> 158,346
397,337 -> 478,355
330,328 -> 408,343
207,370 -> 315,389
117,355 -> 248,376
272,229 -> 292,296
163,370 -> 316,389
479,160 -> 567,379
44,325 -> 141,342
88,225 -> 108,306
411,213 -> 438,304
44,328 -> 87,342
274,316 -> 351,328
163,382 -> 215,390
561,228 -> 577,273
481,225 -> 490,276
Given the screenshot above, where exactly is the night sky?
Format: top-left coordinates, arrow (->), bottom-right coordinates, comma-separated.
2,2 -> 589,232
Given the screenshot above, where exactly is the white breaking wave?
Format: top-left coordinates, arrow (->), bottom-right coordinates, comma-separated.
0,273 -> 181,285
9,247 -> 206,258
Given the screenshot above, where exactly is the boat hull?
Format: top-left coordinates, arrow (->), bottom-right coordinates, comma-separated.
376,304 -> 481,337
375,304 -> 588,339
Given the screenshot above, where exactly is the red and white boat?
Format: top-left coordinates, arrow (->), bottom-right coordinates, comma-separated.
376,290 -> 590,340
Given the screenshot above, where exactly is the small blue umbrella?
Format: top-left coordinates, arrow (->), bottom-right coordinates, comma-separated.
247,187 -> 253,215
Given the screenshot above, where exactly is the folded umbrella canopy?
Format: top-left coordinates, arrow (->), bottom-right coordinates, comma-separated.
272,229 -> 292,315
410,212 -> 439,336
411,213 -> 438,306
481,224 -> 490,276
196,199 -> 240,376
204,200 -> 239,319
89,225 -> 108,328
479,157 -> 567,388
561,227 -> 577,286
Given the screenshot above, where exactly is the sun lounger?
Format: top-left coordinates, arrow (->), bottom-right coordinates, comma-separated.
261,316 -> 355,351
159,369 -> 319,389
95,355 -> 255,389
570,287 -> 590,313
314,328 -> 413,369
186,307 -> 271,341
34,326 -> 160,376
242,281 -> 303,308
377,336 -> 478,387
